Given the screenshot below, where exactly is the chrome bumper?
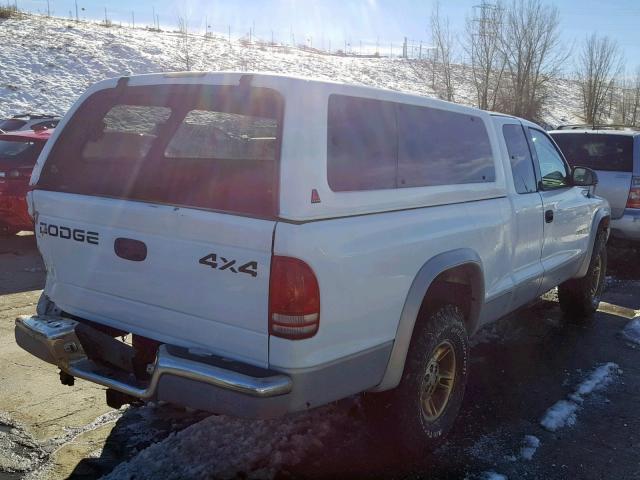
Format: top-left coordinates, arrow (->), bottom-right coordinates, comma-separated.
15,315 -> 292,400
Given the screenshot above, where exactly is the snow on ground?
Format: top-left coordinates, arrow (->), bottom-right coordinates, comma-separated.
0,14 -> 582,125
621,317 -> 640,345
540,362 -> 621,432
102,403 -> 353,480
478,472 -> 508,480
519,435 -> 540,461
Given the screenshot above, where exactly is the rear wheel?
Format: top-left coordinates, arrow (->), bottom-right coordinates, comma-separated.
558,231 -> 607,320
365,304 -> 469,453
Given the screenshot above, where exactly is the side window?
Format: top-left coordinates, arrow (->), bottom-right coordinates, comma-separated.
327,95 -> 496,192
528,128 -> 569,189
502,124 -> 537,194
327,95 -> 397,192
397,104 -> 495,187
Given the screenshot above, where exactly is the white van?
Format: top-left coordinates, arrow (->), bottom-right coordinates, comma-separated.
16,73 -> 609,450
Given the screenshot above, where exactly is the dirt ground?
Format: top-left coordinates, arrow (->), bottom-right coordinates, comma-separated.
1,233 -> 639,479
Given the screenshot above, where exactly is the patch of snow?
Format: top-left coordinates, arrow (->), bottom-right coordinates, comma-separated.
480,472 -> 508,480
102,404 -> 353,480
540,400 -> 578,431
0,14 -> 583,126
571,363 -> 620,399
519,434 -> 540,461
540,362 -> 620,432
621,317 -> 640,345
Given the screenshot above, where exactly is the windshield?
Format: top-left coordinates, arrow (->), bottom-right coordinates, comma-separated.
551,133 -> 634,172
38,84 -> 283,218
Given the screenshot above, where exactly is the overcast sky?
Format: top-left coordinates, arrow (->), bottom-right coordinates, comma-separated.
17,0 -> 640,71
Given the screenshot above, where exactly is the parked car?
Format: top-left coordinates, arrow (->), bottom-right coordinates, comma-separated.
550,126 -> 640,245
0,129 -> 52,236
15,73 -> 610,452
0,114 -> 60,132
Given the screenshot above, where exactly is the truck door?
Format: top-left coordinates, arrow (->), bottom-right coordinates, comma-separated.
526,127 -> 592,294
500,121 -> 545,308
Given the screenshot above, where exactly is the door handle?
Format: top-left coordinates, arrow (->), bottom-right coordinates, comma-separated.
545,210 -> 554,223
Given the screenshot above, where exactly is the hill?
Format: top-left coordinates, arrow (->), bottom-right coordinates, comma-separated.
0,15 -> 581,126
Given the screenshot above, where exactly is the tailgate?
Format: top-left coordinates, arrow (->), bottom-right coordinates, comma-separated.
35,191 -> 275,367
31,80 -> 285,368
595,171 -> 631,219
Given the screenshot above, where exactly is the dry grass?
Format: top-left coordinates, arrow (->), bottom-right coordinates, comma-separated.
0,4 -> 20,19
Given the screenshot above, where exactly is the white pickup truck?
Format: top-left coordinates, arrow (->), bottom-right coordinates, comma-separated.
15,73 -> 610,450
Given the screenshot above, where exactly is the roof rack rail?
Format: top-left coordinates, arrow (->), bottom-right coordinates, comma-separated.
556,124 -> 640,131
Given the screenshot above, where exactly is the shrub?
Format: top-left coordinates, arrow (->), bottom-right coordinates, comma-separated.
0,4 -> 19,19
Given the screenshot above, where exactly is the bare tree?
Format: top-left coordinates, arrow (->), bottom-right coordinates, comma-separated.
630,68 -> 640,126
464,2 -> 506,110
615,68 -> 640,126
577,34 -> 623,125
498,0 -> 568,121
430,2 -> 456,101
176,15 -> 193,71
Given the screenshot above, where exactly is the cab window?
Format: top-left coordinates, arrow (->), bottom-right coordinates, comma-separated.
503,124 -> 537,194
528,128 -> 569,189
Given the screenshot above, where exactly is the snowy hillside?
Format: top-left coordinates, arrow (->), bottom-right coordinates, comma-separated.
0,14 -> 582,126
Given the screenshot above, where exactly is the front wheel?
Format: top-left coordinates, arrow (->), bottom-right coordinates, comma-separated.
365,304 -> 469,453
558,231 -> 607,320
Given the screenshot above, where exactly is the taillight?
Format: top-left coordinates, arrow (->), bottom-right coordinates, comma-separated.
627,176 -> 640,209
0,170 -> 22,179
269,256 -> 320,340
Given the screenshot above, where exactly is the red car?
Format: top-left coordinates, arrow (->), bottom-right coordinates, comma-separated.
0,128 -> 52,236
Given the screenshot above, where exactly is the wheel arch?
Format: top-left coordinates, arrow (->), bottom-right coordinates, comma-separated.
371,248 -> 485,392
575,206 -> 611,279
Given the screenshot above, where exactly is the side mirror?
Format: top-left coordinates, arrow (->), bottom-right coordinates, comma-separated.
572,166 -> 598,187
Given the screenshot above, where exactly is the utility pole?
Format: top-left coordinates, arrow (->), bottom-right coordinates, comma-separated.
46,0 -> 50,17
74,0 -> 78,22
104,7 -> 107,25
152,6 -> 155,29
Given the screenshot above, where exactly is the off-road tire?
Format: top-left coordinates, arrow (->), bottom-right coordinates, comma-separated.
365,304 -> 469,454
558,230 -> 607,320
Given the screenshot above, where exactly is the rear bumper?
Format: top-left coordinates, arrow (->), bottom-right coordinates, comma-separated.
610,209 -> 640,242
15,315 -> 392,418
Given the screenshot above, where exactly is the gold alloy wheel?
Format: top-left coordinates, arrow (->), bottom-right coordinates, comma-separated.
420,340 -> 457,422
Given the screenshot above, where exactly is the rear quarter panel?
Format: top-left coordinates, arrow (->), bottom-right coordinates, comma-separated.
269,198 -> 513,369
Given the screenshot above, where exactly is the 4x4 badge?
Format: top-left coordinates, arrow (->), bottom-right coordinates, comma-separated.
198,253 -> 258,278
